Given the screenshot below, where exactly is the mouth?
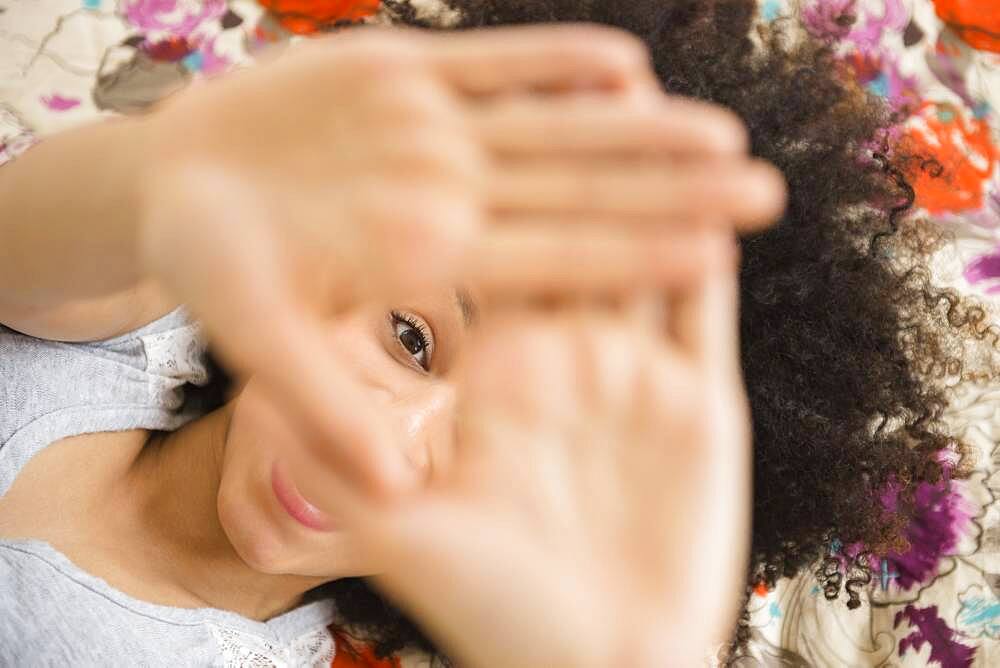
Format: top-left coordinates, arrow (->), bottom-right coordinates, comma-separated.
271,460 -> 337,532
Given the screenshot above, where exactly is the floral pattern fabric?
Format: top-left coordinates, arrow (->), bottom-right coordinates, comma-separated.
744,2 -> 1000,666
1,1 -> 999,666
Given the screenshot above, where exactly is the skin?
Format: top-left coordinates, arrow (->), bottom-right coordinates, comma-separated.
0,25 -> 783,495
355,270 -> 753,667
0,293 -> 470,622
0,268 -> 751,666
0,24 -> 784,667
216,296 -> 471,584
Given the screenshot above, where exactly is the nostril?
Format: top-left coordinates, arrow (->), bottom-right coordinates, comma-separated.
403,445 -> 431,481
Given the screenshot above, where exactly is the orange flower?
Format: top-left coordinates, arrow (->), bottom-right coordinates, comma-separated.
330,628 -> 401,668
902,101 -> 997,215
258,0 -> 380,35
932,0 -> 1000,53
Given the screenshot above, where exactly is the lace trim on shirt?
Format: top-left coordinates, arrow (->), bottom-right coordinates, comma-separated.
142,322 -> 209,385
209,624 -> 336,668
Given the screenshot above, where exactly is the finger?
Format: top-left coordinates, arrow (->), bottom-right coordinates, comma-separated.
471,95 -> 748,157
488,158 -> 787,229
468,226 -> 733,299
290,181 -> 484,316
148,168 -> 417,497
661,233 -> 752,614
351,182 -> 483,301
667,230 -> 742,374
456,312 -> 581,430
569,310 -> 643,414
620,292 -> 668,330
218,260 -> 415,498
359,124 -> 486,185
425,24 -> 658,95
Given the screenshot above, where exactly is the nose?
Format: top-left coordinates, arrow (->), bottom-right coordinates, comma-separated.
390,384 -> 456,482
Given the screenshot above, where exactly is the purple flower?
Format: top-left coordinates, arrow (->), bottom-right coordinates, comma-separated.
894,604 -> 976,667
882,480 -> 972,590
966,259 -> 1000,293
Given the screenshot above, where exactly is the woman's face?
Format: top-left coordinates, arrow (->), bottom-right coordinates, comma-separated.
216,290 -> 474,578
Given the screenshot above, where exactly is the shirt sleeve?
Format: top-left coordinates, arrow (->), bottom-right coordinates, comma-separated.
0,305 -> 209,496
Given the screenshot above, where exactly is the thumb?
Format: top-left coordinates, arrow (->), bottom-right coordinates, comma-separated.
143,166 -> 417,497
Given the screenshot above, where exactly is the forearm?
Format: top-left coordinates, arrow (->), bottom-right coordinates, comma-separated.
0,116 -> 151,309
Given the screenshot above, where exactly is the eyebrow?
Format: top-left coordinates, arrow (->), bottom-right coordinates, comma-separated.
456,289 -> 479,327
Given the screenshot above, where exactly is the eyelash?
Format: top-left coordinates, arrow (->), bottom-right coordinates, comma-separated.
390,310 -> 435,372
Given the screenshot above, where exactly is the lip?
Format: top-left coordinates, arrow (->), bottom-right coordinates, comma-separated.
271,460 -> 336,532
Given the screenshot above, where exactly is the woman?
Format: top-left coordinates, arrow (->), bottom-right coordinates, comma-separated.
0,10 -> 776,668
1,0 -> 991,665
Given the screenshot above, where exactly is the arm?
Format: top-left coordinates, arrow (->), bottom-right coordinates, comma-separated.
0,118 -> 179,340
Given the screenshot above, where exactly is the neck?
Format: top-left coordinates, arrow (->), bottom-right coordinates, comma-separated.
119,404 -> 325,621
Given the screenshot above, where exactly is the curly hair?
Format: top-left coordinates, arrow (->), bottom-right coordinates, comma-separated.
208,0 -> 999,661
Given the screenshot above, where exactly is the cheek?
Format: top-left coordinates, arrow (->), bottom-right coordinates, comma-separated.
215,384 -> 305,572
216,480 -> 292,575
217,383 -> 380,578
217,467 -> 379,579
227,382 -> 295,462
222,380 -> 320,501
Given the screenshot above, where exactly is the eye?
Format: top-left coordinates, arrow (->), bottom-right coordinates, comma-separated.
390,310 -> 435,372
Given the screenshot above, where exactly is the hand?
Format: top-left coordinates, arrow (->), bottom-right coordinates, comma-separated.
339,246 -> 752,667
137,25 -> 782,496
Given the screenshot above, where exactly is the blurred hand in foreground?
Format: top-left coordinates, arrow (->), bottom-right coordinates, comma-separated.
322,245 -> 752,667
139,24 -> 784,496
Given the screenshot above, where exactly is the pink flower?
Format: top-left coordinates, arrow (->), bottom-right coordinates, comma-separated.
195,36 -> 231,76
802,0 -> 858,42
802,0 -> 909,48
843,48 -> 921,110
40,94 -> 81,111
847,0 -> 908,50
122,0 -> 226,38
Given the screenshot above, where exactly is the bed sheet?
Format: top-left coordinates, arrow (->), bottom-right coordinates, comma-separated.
1,1 -> 999,666
742,2 -> 1000,666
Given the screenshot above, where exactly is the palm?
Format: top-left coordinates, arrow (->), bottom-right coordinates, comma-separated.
359,283 -> 752,667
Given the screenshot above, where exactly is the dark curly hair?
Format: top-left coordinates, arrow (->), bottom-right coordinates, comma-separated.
202,0 -> 999,662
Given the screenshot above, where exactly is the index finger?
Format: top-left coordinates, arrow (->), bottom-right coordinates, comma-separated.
149,166 -> 416,498
423,24 -> 659,95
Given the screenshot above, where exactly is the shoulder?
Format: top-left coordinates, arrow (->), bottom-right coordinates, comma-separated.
0,303 -> 210,496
